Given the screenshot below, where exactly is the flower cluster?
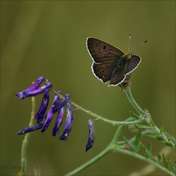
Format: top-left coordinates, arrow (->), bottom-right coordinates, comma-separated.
16,76 -> 94,151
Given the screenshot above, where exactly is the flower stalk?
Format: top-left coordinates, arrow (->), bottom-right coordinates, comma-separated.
19,97 -> 35,176
59,94 -> 144,126
123,86 -> 146,116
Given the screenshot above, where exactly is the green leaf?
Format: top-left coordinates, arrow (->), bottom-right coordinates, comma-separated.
126,116 -> 138,122
129,133 -> 142,152
144,144 -> 153,159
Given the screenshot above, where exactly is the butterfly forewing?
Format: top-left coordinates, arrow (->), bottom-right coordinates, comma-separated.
87,38 -> 124,63
92,62 -> 113,82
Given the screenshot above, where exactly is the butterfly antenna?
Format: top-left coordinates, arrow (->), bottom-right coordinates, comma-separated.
128,33 -> 133,57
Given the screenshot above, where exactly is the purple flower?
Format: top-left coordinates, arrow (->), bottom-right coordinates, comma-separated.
17,123 -> 43,135
16,80 -> 52,99
16,76 -> 45,99
35,89 -> 50,123
41,95 -> 61,132
52,107 -> 65,136
85,119 -> 95,151
60,96 -> 74,140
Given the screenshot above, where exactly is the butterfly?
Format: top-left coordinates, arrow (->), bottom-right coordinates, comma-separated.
86,37 -> 141,86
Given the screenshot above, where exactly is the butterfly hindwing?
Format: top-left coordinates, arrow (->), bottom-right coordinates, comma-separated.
125,55 -> 141,74
87,38 -> 124,63
110,64 -> 126,85
110,73 -> 126,85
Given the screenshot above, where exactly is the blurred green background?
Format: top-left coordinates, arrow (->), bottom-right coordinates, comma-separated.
0,1 -> 175,176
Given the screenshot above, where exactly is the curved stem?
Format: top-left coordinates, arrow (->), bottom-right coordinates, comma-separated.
111,125 -> 124,143
54,90 -> 143,126
123,86 -> 146,116
65,145 -> 111,176
128,147 -> 172,176
65,126 -> 122,176
71,101 -> 144,126
113,146 -> 175,176
19,97 -> 35,176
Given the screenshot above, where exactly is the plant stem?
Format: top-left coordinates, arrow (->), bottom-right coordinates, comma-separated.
111,125 -> 123,143
61,87 -> 175,176
72,100 -> 144,125
128,147 -> 172,176
113,146 -> 175,176
123,86 -> 146,116
54,90 -> 143,126
65,145 -> 111,176
19,97 -> 35,176
65,126 -> 122,176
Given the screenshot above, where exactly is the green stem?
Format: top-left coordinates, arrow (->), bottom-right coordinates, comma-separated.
65,126 -> 122,176
128,147 -> 172,176
54,90 -> 143,126
19,97 -> 35,176
123,86 -> 146,116
111,125 -> 124,143
72,100 -> 144,125
59,87 -> 175,176
65,145 -> 111,176
113,146 -> 175,176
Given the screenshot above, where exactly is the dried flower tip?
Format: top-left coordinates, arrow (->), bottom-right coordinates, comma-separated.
17,123 -> 43,135
85,119 -> 95,152
60,98 -> 74,140
16,81 -> 52,99
52,107 -> 65,136
35,89 -> 50,123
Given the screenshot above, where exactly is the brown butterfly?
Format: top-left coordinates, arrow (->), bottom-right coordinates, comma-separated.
86,37 -> 141,86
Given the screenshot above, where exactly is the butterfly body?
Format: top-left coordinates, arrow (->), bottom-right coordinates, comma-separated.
86,38 -> 141,86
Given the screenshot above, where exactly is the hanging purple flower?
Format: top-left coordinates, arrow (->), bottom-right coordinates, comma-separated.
16,81 -> 52,99
52,107 -> 65,136
35,89 -> 50,123
85,119 -> 95,151
16,76 -> 45,99
41,95 -> 61,132
60,95 -> 74,140
17,123 -> 43,135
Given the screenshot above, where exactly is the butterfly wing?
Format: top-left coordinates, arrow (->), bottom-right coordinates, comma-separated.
125,55 -> 141,75
109,63 -> 126,86
110,73 -> 126,86
92,62 -> 113,82
87,38 -> 124,83
86,37 -> 124,63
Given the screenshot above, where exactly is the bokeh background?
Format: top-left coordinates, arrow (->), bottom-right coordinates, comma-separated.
0,1 -> 175,176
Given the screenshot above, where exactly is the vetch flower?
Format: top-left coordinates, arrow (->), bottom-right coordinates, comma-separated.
17,123 -> 43,135
16,76 -> 45,99
60,95 -> 74,140
35,89 -> 50,123
52,107 -> 65,136
85,119 -> 95,151
18,82 -> 52,99
41,95 -> 61,132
